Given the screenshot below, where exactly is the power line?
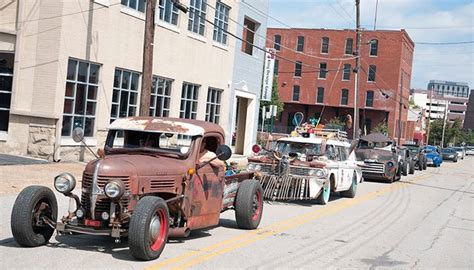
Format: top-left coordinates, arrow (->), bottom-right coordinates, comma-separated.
415,41 -> 474,45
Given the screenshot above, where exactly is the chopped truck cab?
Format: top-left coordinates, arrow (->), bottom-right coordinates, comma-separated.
10,117 -> 264,261
247,128 -> 363,203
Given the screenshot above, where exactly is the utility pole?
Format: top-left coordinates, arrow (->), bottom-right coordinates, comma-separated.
397,74 -> 403,145
441,102 -> 448,148
139,0 -> 157,116
353,0 -> 361,139
373,0 -> 379,31
426,87 -> 434,145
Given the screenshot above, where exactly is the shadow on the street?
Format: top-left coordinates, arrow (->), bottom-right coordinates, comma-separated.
399,181 -> 474,195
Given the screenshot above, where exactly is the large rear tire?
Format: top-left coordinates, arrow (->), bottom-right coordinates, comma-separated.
235,180 -> 264,229
129,197 -> 169,261
316,179 -> 331,205
11,186 -> 58,247
340,172 -> 358,198
402,162 -> 408,176
409,161 -> 415,174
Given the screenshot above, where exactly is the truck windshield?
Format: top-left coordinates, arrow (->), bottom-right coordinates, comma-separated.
358,140 -> 392,149
273,141 -> 322,156
105,129 -> 193,157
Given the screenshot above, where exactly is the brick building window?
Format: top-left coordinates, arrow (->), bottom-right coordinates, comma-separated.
366,91 -> 374,107
368,65 -> 376,82
297,36 -> 305,52
317,87 -> 324,103
342,64 -> 351,80
188,0 -> 207,36
159,0 -> 179,25
321,37 -> 329,53
111,68 -> 139,123
340,89 -> 349,105
345,38 -> 353,55
370,39 -> 378,56
274,59 -> 279,75
274,34 -> 281,50
292,85 -> 300,101
121,0 -> 145,12
62,59 -> 100,137
294,61 -> 302,77
180,83 -> 199,119
213,1 -> 230,44
0,52 -> 14,132
206,88 -> 222,123
242,17 -> 257,55
319,63 -> 327,79
150,76 -> 172,117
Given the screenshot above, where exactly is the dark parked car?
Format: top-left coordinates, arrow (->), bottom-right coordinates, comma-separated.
402,144 -> 427,171
441,148 -> 458,162
397,147 -> 415,175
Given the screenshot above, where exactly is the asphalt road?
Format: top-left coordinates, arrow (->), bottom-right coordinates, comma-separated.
0,158 -> 473,269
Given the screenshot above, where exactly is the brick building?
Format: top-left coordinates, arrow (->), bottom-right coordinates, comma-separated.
266,28 -> 414,141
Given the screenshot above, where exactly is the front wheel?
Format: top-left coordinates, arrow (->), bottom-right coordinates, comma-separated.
409,162 -> 415,174
11,186 -> 58,247
316,179 -> 331,205
235,180 -> 264,229
341,173 -> 358,198
402,162 -> 408,176
129,197 -> 169,261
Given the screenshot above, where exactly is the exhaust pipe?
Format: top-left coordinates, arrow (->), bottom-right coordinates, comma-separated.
168,227 -> 191,238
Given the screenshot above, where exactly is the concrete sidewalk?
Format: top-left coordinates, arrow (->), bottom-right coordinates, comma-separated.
0,154 -> 49,166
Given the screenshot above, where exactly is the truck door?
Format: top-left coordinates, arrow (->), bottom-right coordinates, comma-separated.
337,146 -> 352,191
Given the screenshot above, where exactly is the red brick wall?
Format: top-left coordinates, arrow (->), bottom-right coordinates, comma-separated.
266,28 -> 414,140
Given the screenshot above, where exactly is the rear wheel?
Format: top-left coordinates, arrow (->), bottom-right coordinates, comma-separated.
129,197 -> 169,261
316,179 -> 331,205
409,162 -> 415,174
235,180 -> 263,229
341,172 -> 357,198
402,162 -> 408,176
11,186 -> 57,247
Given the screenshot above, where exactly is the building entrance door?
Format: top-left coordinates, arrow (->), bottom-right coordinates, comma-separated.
234,96 -> 248,155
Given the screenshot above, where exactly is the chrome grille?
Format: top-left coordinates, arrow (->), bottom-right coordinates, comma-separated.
362,162 -> 385,174
289,166 -> 309,176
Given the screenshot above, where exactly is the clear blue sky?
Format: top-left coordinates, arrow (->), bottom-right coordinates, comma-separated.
268,0 -> 474,89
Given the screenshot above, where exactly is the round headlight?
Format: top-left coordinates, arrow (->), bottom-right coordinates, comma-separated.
54,173 -> 76,193
247,163 -> 255,171
104,180 -> 125,200
387,162 -> 394,168
315,169 -> 326,178
255,164 -> 262,171
76,208 -> 84,218
307,169 -> 316,176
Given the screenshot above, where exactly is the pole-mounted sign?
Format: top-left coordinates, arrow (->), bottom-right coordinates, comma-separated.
261,48 -> 276,101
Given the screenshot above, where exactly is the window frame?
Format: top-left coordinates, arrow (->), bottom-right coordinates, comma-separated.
274,34 -> 281,51
366,90 -> 374,107
188,0 -> 207,36
292,85 -> 300,102
296,36 -> 305,52
121,0 -> 145,12
318,62 -> 327,79
345,38 -> 353,55
368,65 -> 376,82
213,1 -> 230,44
180,82 -> 200,119
340,88 -> 349,105
321,37 -> 329,54
242,17 -> 257,55
150,76 -> 172,117
110,68 -> 140,124
274,59 -> 279,76
0,52 -> 14,133
342,63 -> 351,81
317,87 -> 324,104
294,61 -> 302,77
205,87 -> 222,124
158,0 -> 179,26
370,39 -> 378,56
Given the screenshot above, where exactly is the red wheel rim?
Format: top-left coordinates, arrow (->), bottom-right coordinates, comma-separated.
150,208 -> 167,251
252,190 -> 262,221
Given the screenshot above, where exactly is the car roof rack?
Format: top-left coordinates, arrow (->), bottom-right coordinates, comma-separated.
294,125 -> 348,142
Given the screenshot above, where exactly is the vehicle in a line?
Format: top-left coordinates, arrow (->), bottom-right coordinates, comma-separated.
355,133 -> 401,183
423,145 -> 443,167
452,147 -> 465,160
397,147 -> 416,175
441,148 -> 458,162
466,146 -> 474,156
10,117 -> 264,261
402,144 -> 427,171
247,127 -> 362,204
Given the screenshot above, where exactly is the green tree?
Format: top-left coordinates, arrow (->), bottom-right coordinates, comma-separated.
260,77 -> 284,118
372,122 -> 389,135
428,118 -> 444,145
447,118 -> 463,145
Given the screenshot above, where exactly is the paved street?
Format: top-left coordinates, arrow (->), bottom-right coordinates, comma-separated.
0,158 -> 473,269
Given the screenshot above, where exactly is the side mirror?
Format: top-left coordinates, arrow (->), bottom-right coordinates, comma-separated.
216,145 -> 232,161
72,127 -> 85,143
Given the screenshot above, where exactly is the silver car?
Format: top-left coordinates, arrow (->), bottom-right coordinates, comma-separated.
453,147 -> 465,160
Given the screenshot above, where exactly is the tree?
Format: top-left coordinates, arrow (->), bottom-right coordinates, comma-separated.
428,118 -> 444,145
373,122 -> 389,135
260,77 -> 284,118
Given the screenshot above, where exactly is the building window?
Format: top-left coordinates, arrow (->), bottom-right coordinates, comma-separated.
188,0 -> 207,35
150,76 -> 172,117
274,34 -> 281,50
62,59 -> 100,137
370,39 -> 378,56
345,38 -> 353,55
213,1 -> 230,44
342,64 -> 351,80
274,59 -> 279,75
180,83 -> 199,119
159,0 -> 179,25
321,37 -> 329,53
206,88 -> 222,123
242,17 -> 257,55
0,52 -> 14,132
296,36 -> 305,52
317,87 -> 324,103
368,65 -> 376,82
110,68 -> 139,124
292,85 -> 300,101
121,0 -> 145,12
294,61 -> 302,77
366,91 -> 374,107
319,62 -> 327,79
341,89 -> 349,105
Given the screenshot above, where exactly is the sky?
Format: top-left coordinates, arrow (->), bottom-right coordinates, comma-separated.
267,0 -> 474,90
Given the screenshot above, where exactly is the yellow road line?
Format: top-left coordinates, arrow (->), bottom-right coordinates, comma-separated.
147,173 -> 432,270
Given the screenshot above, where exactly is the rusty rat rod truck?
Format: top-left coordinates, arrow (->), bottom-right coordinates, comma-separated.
10,117 -> 263,261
